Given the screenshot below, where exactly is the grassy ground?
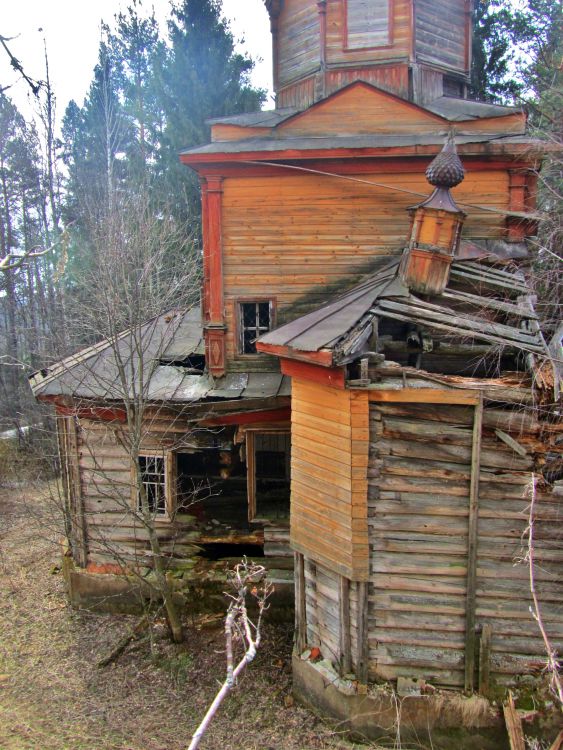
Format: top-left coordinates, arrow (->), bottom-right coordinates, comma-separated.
0,485 -> 365,750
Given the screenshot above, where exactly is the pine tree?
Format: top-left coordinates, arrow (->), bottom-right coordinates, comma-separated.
153,0 -> 266,226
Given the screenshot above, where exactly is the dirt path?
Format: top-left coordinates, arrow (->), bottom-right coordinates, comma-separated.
0,486 -> 360,750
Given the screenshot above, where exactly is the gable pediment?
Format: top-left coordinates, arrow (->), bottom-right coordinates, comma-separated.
277,82 -> 448,137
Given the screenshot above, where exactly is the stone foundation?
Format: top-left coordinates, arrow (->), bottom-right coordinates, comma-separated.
62,548 -> 293,619
292,654 -> 561,750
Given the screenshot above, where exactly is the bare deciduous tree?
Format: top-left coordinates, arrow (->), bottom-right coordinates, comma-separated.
40,190 -> 201,643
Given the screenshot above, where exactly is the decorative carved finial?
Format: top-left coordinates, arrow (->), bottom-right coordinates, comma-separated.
425,135 -> 465,189
399,136 -> 467,296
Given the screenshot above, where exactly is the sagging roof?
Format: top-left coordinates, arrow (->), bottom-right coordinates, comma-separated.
257,255 -> 551,367
424,96 -> 522,121
29,307 -> 290,403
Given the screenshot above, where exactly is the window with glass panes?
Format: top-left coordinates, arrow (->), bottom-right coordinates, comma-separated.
138,455 -> 167,515
239,302 -> 272,354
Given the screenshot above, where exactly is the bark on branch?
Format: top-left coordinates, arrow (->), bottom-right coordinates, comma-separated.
187,558 -> 273,750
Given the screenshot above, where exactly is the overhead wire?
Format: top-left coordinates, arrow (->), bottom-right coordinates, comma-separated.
241,159 -> 543,221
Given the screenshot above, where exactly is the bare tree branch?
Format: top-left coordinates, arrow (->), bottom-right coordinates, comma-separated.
187,559 -> 273,750
0,33 -> 44,96
525,474 -> 563,710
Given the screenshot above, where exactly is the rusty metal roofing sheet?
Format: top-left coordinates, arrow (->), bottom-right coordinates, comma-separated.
161,306 -> 204,358
30,306 -> 290,405
207,373 -> 249,398
243,372 -> 284,398
258,261 -> 404,353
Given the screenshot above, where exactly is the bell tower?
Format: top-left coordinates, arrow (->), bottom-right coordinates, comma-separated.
264,0 -> 474,109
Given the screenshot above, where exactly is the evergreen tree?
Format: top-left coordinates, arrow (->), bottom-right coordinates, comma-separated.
470,0 -> 527,102
108,2 -> 165,187
154,0 -> 265,225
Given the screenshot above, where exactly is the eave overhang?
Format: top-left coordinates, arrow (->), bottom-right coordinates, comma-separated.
180,135 -> 543,171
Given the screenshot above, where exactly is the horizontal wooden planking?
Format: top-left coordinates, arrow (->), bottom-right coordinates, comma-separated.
277,0 -> 320,88
279,84 -> 445,136
326,0 -> 412,65
221,170 -> 508,362
415,0 -> 467,71
293,489 -> 367,528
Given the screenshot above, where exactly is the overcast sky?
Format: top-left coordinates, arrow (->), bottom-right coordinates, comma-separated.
0,0 -> 274,126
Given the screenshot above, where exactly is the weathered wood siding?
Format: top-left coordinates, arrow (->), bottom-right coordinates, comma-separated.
415,0 -> 469,73
325,64 -> 409,100
304,558 -> 362,670
221,169 -> 509,363
277,75 -> 317,109
75,412 -> 279,569
346,0 -> 391,49
326,0 -> 412,66
277,0 -> 320,88
367,400 -> 563,687
277,66 -> 410,109
290,380 -> 369,580
278,84 -> 444,135
58,415 -> 88,567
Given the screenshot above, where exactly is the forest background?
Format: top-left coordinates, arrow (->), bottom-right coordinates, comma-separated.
0,0 -> 561,443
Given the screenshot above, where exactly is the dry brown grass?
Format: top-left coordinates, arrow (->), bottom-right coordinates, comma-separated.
0,485 -> 364,750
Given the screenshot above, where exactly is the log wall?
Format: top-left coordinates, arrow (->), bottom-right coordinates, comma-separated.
277,0 -> 320,89
414,0 -> 469,73
366,399 -> 563,687
221,169 -> 509,363
68,411 -> 287,569
294,391 -> 562,688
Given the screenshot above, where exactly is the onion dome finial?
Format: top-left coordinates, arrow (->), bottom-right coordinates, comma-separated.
425,135 -> 465,189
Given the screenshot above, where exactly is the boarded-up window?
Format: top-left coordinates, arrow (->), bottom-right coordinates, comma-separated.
346,0 -> 391,49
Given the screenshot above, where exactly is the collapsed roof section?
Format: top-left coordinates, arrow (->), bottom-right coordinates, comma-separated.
256,252 -> 558,392
29,306 -> 290,404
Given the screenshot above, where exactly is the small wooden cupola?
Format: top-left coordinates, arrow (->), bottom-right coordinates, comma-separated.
400,137 -> 466,296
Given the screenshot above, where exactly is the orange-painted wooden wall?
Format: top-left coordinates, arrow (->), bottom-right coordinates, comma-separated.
290,378 -> 369,580
219,166 -> 510,365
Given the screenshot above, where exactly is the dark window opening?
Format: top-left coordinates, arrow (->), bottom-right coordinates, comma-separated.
176,449 -> 249,529
138,455 -> 166,515
239,301 -> 272,354
254,433 -> 290,522
443,76 -> 464,98
198,543 -> 265,560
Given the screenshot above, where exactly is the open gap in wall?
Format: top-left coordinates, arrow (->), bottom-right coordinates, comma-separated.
176,448 -> 249,529
197,543 -> 265,560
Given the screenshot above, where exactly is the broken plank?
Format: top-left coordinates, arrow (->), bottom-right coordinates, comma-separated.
503,692 -> 526,750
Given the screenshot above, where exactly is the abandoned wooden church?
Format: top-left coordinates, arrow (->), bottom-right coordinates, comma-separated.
31,0 -> 562,743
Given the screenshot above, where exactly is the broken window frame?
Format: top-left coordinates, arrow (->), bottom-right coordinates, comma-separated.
134,451 -> 175,519
245,427 -> 291,523
237,299 -> 275,356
